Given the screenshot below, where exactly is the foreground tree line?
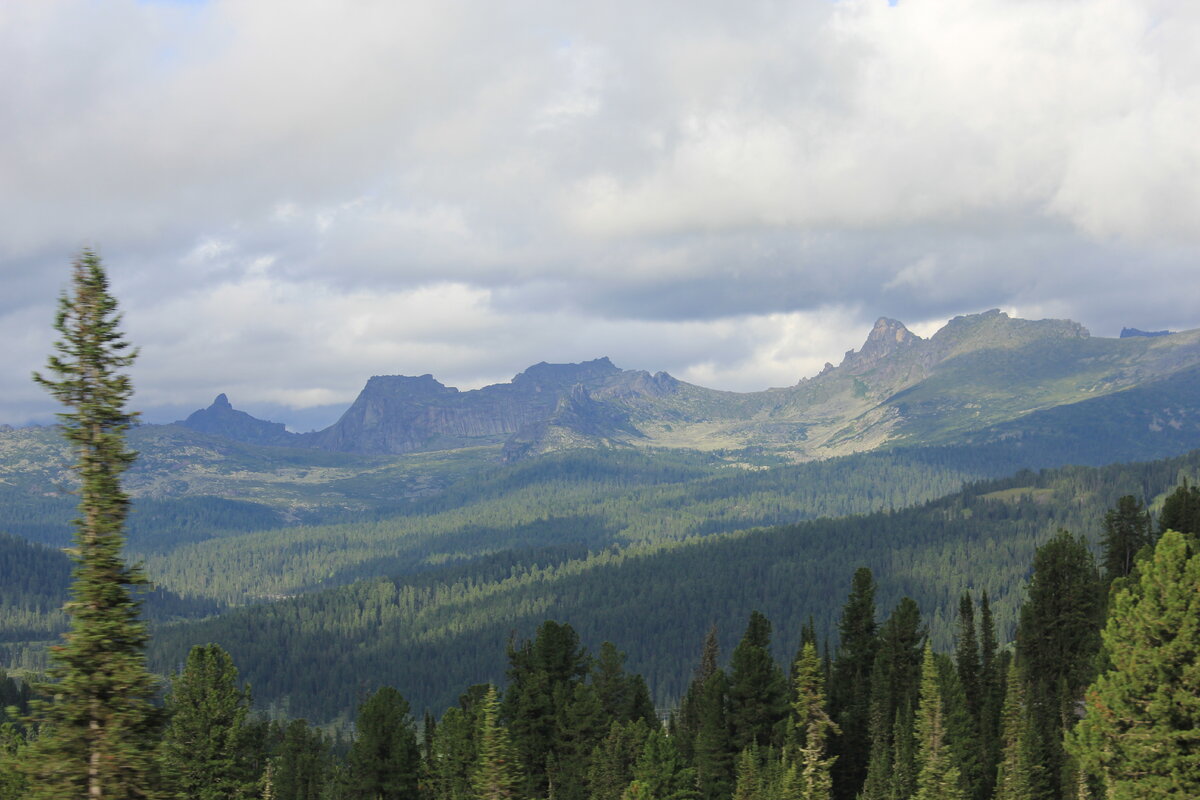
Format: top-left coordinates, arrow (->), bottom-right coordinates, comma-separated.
1,252 -> 1198,798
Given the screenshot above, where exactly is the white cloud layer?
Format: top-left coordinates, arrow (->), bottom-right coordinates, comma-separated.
2,0 -> 1198,426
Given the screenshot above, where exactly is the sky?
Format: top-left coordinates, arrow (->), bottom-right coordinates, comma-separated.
2,0 -> 1198,430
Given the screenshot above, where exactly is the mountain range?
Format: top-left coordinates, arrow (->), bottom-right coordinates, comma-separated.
178,309 -> 1200,462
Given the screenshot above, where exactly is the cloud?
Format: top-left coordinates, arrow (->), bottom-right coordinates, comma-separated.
2,0 -> 1199,425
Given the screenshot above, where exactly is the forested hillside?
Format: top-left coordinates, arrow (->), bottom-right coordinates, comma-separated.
147,448 -> 1200,721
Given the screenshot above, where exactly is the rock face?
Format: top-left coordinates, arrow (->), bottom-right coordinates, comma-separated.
178,394 -> 295,446
1121,327 -> 1172,338
303,358 -> 637,454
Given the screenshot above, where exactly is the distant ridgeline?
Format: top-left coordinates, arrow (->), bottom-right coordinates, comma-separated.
1120,326 -> 1173,338
169,310 -> 1200,463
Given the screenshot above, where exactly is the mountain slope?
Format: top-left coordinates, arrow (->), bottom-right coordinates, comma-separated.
146,449 -> 1200,721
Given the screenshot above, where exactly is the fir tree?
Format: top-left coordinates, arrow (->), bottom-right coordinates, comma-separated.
473,686 -> 521,800
994,661 -> 1038,800
913,645 -> 965,800
693,670 -> 734,800
829,568 -> 877,800
587,720 -> 649,800
273,720 -> 329,800
25,250 -> 161,799
345,686 -> 420,800
1015,530 -> 1103,800
728,611 -> 788,752
627,728 -> 695,800
976,592 -> 1002,800
792,642 -> 838,800
161,643 -> 259,800
1068,530 -> 1200,798
1157,480 -> 1200,536
1100,496 -> 1153,582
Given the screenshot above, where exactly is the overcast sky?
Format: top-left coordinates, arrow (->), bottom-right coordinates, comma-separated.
3,0 -> 1197,429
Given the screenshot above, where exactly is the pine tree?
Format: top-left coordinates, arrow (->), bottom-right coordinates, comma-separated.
24,249 -> 161,799
1068,530 -> 1200,798
954,595 -> 980,721
473,686 -> 521,800
587,720 -> 649,800
345,686 -> 420,800
976,593 -> 1002,800
273,720 -> 329,800
693,670 -> 734,800
1100,496 -> 1153,581
627,728 -> 695,800
1157,480 -> 1200,536
674,626 -> 721,764
860,598 -> 923,800
1015,530 -> 1103,800
829,568 -> 877,800
913,645 -> 966,800
161,644 -> 259,800
792,642 -> 838,800
728,611 -> 788,752
994,660 -> 1037,800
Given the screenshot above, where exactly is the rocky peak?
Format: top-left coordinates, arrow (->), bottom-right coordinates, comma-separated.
511,357 -> 622,389
179,394 -> 293,446
360,374 -> 457,399
840,318 -> 922,372
927,309 -> 1089,363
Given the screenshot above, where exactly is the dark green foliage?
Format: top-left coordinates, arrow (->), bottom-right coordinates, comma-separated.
161,644 -> 259,800
345,686 -> 420,800
586,719 -> 650,800
727,611 -> 788,752
1158,480 -> 1200,535
860,598 -> 924,800
502,620 -> 589,798
274,719 -> 331,800
976,593 -> 1003,800
1100,495 -> 1153,581
1069,531 -> 1200,798
24,250 -> 162,799
1015,531 -> 1104,800
829,568 -> 877,800
425,686 -> 487,800
692,670 -> 733,800
995,659 -> 1038,800
628,728 -> 696,800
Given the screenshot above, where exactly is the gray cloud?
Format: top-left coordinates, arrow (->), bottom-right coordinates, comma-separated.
3,0 -> 1199,427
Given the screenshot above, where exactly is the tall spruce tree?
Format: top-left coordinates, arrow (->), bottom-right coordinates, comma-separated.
728,611 -> 788,752
860,598 -> 924,800
1015,531 -> 1103,800
1157,480 -> 1200,536
792,642 -> 838,800
345,686 -> 421,800
976,592 -> 1002,800
25,250 -> 161,799
828,568 -> 877,800
994,660 -> 1038,800
912,645 -> 966,800
473,686 -> 522,800
161,644 -> 259,800
1100,496 -> 1153,582
1068,530 -> 1200,798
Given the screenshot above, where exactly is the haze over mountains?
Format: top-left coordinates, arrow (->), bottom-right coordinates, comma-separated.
178,309 -> 1200,463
